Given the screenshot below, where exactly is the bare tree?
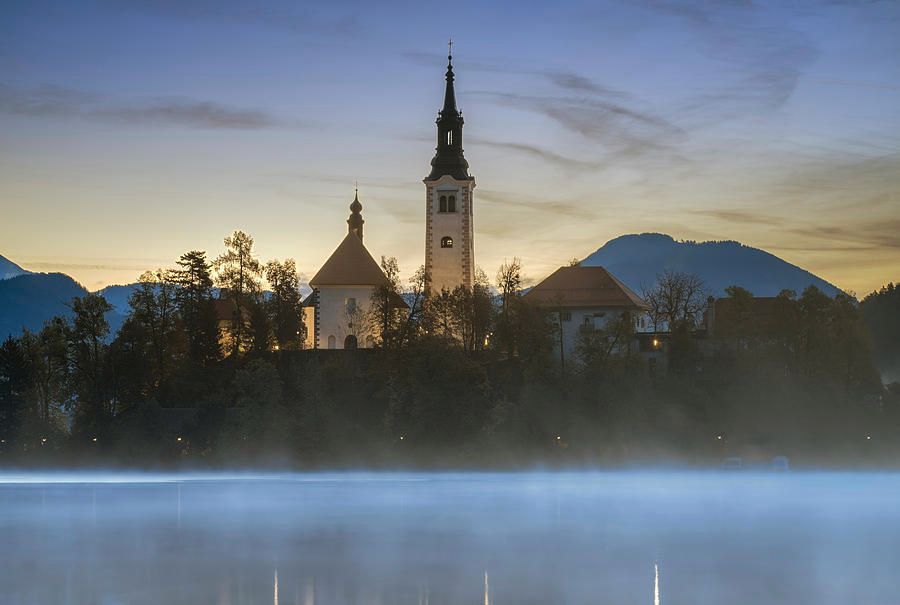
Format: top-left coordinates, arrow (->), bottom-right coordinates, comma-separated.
643,270 -> 708,331
496,258 -> 522,358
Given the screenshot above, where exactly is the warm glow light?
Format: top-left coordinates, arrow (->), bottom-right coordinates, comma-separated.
866,435 -> 872,440
556,435 -> 561,440
652,338 -> 660,348
92,437 -> 98,442
399,435 -> 405,441
176,437 -> 183,442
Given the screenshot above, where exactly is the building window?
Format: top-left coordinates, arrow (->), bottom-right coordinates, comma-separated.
560,311 -> 572,322
344,335 -> 358,350
441,236 -> 454,248
345,298 -> 357,313
447,131 -> 453,145
439,195 -> 447,213
448,195 -> 456,212
327,335 -> 336,349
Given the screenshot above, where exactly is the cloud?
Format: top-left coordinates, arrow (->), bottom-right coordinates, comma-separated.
690,209 -> 782,226
471,91 -> 684,157
787,221 -> 900,250
402,51 -> 629,98
0,83 -> 285,129
478,189 -> 595,219
120,1 -> 360,36
635,1 -> 819,120
470,138 -> 606,172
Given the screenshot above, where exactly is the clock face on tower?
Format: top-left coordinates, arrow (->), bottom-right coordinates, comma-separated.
424,50 -> 475,294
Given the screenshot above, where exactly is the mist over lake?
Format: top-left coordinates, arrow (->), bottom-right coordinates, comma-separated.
2,472 -> 897,604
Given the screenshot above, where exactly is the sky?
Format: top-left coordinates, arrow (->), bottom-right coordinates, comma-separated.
1,0 -> 899,295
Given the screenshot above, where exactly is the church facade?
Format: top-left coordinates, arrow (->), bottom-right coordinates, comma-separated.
303,49 -> 475,349
303,190 -> 406,350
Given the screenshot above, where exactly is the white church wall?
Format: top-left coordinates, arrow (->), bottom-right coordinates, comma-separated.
314,285 -> 377,349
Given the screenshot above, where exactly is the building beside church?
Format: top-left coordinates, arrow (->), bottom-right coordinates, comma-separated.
424,50 -> 475,293
303,190 -> 406,350
524,265 -> 652,362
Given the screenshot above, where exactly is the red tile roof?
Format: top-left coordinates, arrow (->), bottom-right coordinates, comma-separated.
524,266 -> 648,310
310,233 -> 392,287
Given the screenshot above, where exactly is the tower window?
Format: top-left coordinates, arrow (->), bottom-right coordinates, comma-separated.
447,131 -> 453,145
448,195 -> 456,212
441,236 -> 454,248
439,195 -> 447,213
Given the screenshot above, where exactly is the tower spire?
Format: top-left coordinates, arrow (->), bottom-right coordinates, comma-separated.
427,41 -> 469,181
348,184 -> 364,242
442,39 -> 458,116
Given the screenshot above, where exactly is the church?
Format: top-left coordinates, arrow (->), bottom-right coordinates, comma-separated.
303,48 -> 474,349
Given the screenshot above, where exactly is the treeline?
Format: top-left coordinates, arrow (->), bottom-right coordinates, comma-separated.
0,232 -> 896,468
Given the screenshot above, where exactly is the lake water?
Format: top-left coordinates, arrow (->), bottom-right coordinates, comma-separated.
1,472 -> 898,604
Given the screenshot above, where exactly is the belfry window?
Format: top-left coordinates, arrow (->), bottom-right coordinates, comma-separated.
447,131 -> 453,145
439,195 -> 447,213
441,236 -> 454,248
448,195 -> 456,212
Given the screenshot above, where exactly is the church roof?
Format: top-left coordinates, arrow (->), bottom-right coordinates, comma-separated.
524,266 -> 649,310
309,232 -> 392,288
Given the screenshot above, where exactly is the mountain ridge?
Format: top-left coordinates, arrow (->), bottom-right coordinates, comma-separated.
0,254 -> 30,280
580,233 -> 842,297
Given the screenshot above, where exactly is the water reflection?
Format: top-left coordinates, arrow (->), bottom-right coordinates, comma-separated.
654,562 -> 660,605
1,472 -> 898,604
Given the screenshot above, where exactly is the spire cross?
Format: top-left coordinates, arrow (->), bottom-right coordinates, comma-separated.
448,37 -> 453,58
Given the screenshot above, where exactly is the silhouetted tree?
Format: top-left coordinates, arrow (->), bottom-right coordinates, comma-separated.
644,270 -> 708,331
215,230 -> 262,357
265,258 -> 305,351
171,250 -> 219,365
369,256 -> 405,349
68,293 -> 113,433
495,258 -> 522,358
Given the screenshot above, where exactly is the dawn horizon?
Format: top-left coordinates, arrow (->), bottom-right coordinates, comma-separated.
2,0 -> 898,295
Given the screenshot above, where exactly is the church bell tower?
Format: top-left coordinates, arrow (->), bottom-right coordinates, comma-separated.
424,42 -> 475,294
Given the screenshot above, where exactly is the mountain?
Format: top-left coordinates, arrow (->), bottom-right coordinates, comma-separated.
98,283 -> 142,315
0,273 -> 89,338
580,233 -> 842,298
0,254 -> 30,280
0,273 -> 129,339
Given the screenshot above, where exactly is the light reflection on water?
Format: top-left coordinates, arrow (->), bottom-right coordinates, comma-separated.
1,472 -> 898,604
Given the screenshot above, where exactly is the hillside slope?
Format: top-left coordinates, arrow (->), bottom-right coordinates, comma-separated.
580,233 -> 842,297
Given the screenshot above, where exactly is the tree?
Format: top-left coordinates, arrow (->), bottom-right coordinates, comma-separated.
171,250 -> 220,365
127,270 -> 180,390
214,230 -> 262,357
576,310 -> 637,369
0,336 -> 32,442
643,270 -> 708,331
68,293 -> 113,433
861,282 -> 900,380
424,270 -> 493,352
20,318 -> 68,424
265,259 -> 305,351
398,266 -> 429,348
495,258 -> 523,358
369,256 -> 404,349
